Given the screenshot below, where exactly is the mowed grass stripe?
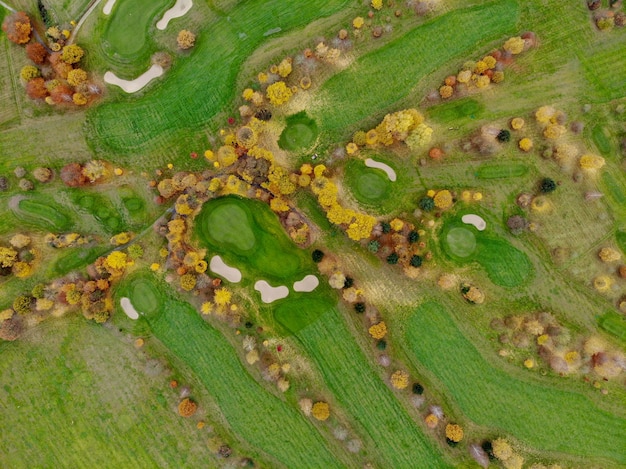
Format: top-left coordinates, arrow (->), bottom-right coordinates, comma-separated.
86,0 -> 352,155
296,306 -> 449,468
404,301 -> 626,466
314,0 -> 519,140
149,300 -> 346,468
0,318 -> 210,468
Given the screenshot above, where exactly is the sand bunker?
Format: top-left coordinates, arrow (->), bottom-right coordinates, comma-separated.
156,0 -> 193,30
120,297 -> 140,320
104,64 -> 164,93
209,255 -> 242,283
293,275 -> 319,292
254,280 -> 289,303
462,214 -> 487,231
103,0 -> 117,15
365,158 -> 397,182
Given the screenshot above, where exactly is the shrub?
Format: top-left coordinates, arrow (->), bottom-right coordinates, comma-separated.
354,302 -> 366,313
496,129 -> 511,142
386,253 -> 399,265
418,196 -> 435,212
178,398 -> 198,417
410,255 -> 423,267
539,178 -> 557,193
312,249 -> 324,263
408,230 -> 419,243
311,402 -> 330,421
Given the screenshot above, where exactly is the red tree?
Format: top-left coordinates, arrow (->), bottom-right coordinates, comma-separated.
60,163 -> 88,187
26,42 -> 48,64
26,77 -> 48,99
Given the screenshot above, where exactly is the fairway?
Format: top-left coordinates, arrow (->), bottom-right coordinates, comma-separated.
196,196 -> 309,281
278,112 -> 319,151
404,301 -> 626,466
315,0 -> 519,140
476,237 -> 533,288
273,296 -> 334,334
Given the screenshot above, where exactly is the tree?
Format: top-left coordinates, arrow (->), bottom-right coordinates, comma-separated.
177,30 -> 196,49
214,288 -> 232,306
50,84 -> 73,104
311,402 -> 330,421
2,12 -> 32,44
26,42 -> 47,64
13,295 -> 32,315
0,317 -> 24,341
0,247 -> 18,268
67,68 -> 88,87
412,382 -> 424,394
312,249 -> 325,263
60,163 -> 88,187
390,370 -> 409,389
266,81 -> 293,106
497,129 -> 511,142
386,253 -> 399,265
434,190 -> 453,210
368,321 -> 387,339
503,36 -> 524,54
445,423 -> 464,443
180,274 -> 196,291
354,302 -> 366,313
178,398 -> 198,417
539,177 -> 557,193
20,65 -> 40,81
492,438 -> 513,461
410,255 -> 423,267
418,196 -> 435,212
408,230 -> 419,243
61,44 -> 85,64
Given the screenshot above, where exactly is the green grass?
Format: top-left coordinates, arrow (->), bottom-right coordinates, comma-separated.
0,317 -> 211,467
296,306 -> 449,468
427,98 -> 485,124
405,301 -> 626,466
314,0 -> 519,141
274,295 -> 334,334
195,196 -> 309,281
580,40 -> 626,101
598,311 -> 626,343
592,125 -> 612,156
52,247 -> 108,276
475,162 -> 529,179
444,226 -> 477,258
602,171 -> 626,207
148,298 -> 347,468
85,0 -> 352,157
118,271 -> 164,318
14,197 -> 73,232
343,160 -> 392,206
101,0 -> 173,63
278,111 -> 319,152
67,189 -> 127,234
617,229 -> 626,254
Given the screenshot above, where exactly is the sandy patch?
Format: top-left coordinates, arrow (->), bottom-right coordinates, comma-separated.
462,214 -> 487,231
254,280 -> 289,303
103,0 -> 117,15
104,64 -> 164,93
365,158 -> 397,182
120,297 -> 140,320
293,275 -> 319,292
209,255 -> 242,283
156,0 -> 193,30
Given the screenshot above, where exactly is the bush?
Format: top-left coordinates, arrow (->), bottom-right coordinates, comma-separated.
354,302 -> 366,313
496,129 -> 511,142
380,222 -> 391,233
410,255 -> 423,267
343,277 -> 354,289
539,177 -> 557,193
386,253 -> 399,265
408,230 -> 419,243
376,339 -> 387,350
412,382 -> 424,395
418,196 -> 435,212
367,240 -> 380,253
312,249 -> 324,263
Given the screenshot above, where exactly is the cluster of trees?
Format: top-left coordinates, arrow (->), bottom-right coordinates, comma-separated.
437,34 -> 535,101
0,234 -> 36,279
60,160 -> 108,187
2,12 -> 100,106
587,0 -> 625,30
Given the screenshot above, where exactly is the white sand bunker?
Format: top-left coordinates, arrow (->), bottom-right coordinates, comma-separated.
462,214 -> 487,231
120,297 -> 140,320
103,0 -> 117,15
156,0 -> 193,30
209,255 -> 242,283
365,158 -> 396,182
104,64 -> 164,93
293,275 -> 319,292
254,280 -> 289,303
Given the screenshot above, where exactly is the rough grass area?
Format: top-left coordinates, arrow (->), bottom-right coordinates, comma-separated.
195,196 -> 309,281
85,0 -> 352,157
101,0 -> 173,63
0,317 -> 210,467
52,246 -> 108,276
314,0 -> 519,141
278,111 -> 319,152
405,301 -> 626,467
149,298 -> 347,468
0,33 -> 19,128
296,305 -> 449,468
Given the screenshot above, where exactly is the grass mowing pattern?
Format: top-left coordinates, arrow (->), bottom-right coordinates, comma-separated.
195,196 -> 309,281
475,162 -> 529,179
427,98 -> 485,124
315,0 -> 519,140
0,318 -> 210,468
149,299 -> 345,468
296,306 -> 449,468
15,197 -> 73,232
278,111 -> 319,151
598,311 -> 626,343
86,0 -> 351,156
101,0 -> 173,63
405,301 -> 626,465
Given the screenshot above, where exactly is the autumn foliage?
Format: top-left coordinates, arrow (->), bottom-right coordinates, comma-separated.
2,12 -> 32,45
178,398 -> 198,417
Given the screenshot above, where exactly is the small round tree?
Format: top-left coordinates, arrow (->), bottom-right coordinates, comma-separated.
386,253 -> 399,265
496,129 -> 511,142
354,302 -> 366,313
412,382 -> 424,395
312,249 -> 324,263
539,177 -> 557,193
408,230 -> 419,243
418,196 -> 435,212
410,255 -> 423,267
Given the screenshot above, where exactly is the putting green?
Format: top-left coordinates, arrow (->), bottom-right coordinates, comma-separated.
278,112 -> 319,151
116,272 -> 164,320
205,203 -> 256,252
195,196 -> 307,280
445,227 -> 477,258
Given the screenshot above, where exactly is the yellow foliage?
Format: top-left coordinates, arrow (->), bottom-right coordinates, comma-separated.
390,370 -> 409,389
346,213 -> 375,240
180,274 -> 196,291
36,298 -> 54,311
298,174 -> 311,187
0,247 -> 18,268
110,232 -> 132,245
510,118 -> 525,130
67,68 -> 87,87
365,129 -> 378,145
518,138 -> 533,152
311,402 -> 330,421
457,69 -> 472,83
105,251 -> 128,270
405,123 -> 433,150
270,197 -> 290,212
492,438 -> 513,460
214,288 -> 232,306
424,413 -> 439,428
353,17 -> 364,29
195,260 -> 207,273
371,0 -> 383,10
168,219 -> 186,234
313,164 -> 326,178
543,124 -> 566,139
579,154 -> 605,170
346,142 -> 358,154
492,71 -> 504,83
217,145 -> 238,167
474,60 -> 488,74
61,44 -> 84,64
242,88 -> 254,101
201,302 -> 213,315
483,55 -> 497,69
503,36 -> 525,54
266,81 -> 293,106
434,190 -> 453,210
300,163 -> 313,175
535,105 -> 556,124
368,321 -> 387,339
439,85 -> 453,99
503,454 -> 524,469
257,72 -> 268,84
475,74 -> 490,88
13,261 -> 33,278
598,247 -> 621,263
72,91 -> 88,106
277,58 -> 292,78
390,218 -> 404,232
445,424 -> 464,442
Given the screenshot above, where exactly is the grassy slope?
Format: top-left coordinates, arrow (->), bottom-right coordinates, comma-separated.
404,301 -> 626,466
313,0 -> 519,142
85,0 -> 352,158
296,306 -> 450,468
0,318 -> 210,468
149,299 -> 348,469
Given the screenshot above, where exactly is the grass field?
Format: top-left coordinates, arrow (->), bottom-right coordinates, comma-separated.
0,33 -> 19,129
0,317 -> 211,468
313,0 -> 519,142
195,196 -> 310,281
295,305 -> 450,468
598,311 -> 626,343
85,0 -> 352,158
404,301 -> 626,467
278,112 -> 319,152
475,162 -> 529,180
14,196 -> 73,232
343,159 -> 392,208
148,298 -> 350,468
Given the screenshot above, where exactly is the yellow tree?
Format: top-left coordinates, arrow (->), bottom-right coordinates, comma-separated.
61,44 -> 85,64
266,81 -> 293,106
311,402 -> 330,421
